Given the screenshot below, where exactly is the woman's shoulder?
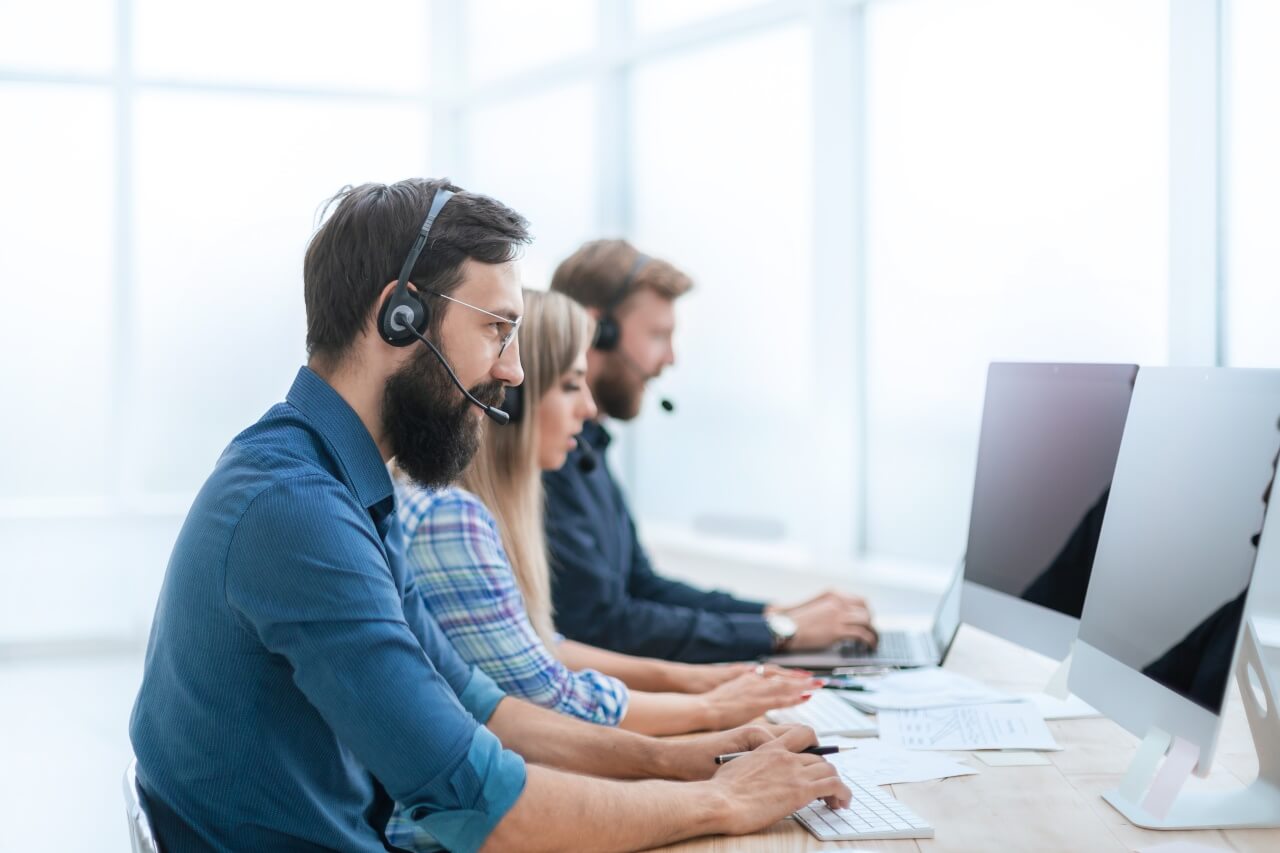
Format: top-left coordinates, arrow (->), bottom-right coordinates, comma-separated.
398,482 -> 496,534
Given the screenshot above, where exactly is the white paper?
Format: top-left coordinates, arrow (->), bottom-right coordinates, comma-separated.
877,701 -> 1060,751
974,750 -> 1051,767
1017,691 -> 1101,720
821,737 -> 979,786
844,667 -> 1014,712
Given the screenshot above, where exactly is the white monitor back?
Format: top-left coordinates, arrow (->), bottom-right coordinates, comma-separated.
961,362 -> 1137,661
1070,367 -> 1280,774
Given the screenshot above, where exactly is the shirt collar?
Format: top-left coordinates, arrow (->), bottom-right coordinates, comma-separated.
581,419 -> 612,451
286,366 -> 394,511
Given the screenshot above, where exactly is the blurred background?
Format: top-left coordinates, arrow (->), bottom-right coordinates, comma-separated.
1,0 -> 1278,847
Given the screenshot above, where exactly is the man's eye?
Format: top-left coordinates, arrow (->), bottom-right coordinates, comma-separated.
563,383 -> 581,393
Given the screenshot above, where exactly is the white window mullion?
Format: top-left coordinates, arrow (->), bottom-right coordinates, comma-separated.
811,0 -> 867,560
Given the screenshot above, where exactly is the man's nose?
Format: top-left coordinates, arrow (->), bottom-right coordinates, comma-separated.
494,339 -> 524,388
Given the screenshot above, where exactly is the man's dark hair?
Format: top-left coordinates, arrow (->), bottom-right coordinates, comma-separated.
303,178 -> 530,366
550,238 -> 692,311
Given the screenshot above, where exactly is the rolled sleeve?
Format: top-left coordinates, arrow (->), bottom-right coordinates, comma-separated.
457,667 -> 506,724
389,725 -> 527,853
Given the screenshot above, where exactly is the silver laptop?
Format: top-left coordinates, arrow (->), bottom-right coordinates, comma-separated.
765,568 -> 962,670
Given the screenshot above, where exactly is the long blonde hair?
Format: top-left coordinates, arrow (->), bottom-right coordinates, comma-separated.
461,289 -> 594,646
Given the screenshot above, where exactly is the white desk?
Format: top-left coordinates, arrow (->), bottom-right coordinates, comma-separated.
658,625 -> 1279,852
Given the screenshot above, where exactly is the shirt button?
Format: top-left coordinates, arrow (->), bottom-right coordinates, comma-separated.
411,806 -> 429,821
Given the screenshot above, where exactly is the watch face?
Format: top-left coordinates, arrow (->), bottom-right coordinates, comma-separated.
768,612 -> 797,639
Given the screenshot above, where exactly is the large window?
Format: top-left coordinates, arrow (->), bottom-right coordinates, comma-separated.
0,3 -> 432,644
1227,0 -> 1280,368
1,0 -> 1270,644
864,0 -> 1169,563
464,83 -> 598,289
629,26 -> 817,544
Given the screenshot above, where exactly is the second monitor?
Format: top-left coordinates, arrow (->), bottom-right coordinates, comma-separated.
960,362 -> 1138,661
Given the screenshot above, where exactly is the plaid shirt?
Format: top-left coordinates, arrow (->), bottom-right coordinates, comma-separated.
397,483 -> 630,727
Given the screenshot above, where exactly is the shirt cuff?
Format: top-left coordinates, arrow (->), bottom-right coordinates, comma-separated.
392,726 -> 527,853
458,666 -> 506,723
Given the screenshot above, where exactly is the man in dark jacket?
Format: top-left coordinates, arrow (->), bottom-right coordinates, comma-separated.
545,239 -> 877,663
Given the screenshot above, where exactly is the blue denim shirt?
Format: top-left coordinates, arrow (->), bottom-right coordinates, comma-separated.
129,366 -> 525,852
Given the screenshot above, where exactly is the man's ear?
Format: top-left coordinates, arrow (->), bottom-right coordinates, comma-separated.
586,306 -> 603,321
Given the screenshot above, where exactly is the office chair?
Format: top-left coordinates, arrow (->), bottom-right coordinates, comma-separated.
122,759 -> 160,853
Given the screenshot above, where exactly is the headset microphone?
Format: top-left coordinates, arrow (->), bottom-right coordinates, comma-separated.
392,316 -> 511,425
575,436 -> 598,473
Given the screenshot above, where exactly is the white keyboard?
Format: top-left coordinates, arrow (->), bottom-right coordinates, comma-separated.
794,770 -> 935,842
766,689 -> 877,736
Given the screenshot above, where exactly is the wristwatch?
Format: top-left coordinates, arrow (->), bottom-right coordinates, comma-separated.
765,611 -> 798,651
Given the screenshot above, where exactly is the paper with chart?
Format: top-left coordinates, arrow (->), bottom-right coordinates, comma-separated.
820,736 -> 979,786
877,701 -> 1060,751
843,667 -> 1014,712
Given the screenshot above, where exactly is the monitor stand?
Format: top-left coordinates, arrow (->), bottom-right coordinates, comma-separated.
1102,620 -> 1280,830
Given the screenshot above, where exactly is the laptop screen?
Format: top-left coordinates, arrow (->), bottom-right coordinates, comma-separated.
963,362 -> 1137,621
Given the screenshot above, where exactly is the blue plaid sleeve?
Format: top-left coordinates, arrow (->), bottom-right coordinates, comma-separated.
398,485 -> 630,727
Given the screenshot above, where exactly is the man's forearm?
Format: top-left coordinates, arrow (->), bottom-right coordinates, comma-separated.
481,765 -> 726,853
486,696 -> 681,779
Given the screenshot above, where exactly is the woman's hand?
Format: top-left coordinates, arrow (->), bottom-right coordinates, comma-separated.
676,661 -> 811,694
698,670 -> 822,731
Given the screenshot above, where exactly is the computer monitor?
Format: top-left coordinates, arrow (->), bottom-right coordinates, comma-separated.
960,362 -> 1138,661
1070,367 -> 1280,778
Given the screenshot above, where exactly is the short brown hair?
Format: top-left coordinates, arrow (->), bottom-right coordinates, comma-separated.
303,178 -> 530,365
550,238 -> 692,313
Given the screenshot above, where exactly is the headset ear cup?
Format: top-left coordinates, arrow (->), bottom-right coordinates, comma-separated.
593,316 -> 620,351
500,384 -> 524,423
378,287 -> 431,347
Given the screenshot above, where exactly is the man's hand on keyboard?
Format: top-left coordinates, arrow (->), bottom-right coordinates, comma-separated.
660,723 -> 791,781
778,591 -> 878,651
707,725 -> 853,835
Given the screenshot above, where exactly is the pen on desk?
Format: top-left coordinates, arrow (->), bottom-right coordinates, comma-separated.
714,745 -> 847,765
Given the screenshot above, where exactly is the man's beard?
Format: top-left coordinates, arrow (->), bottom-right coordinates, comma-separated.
383,347 -> 506,489
594,354 -> 645,421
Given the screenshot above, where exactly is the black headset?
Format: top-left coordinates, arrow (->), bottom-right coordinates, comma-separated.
377,187 -> 454,347
377,185 -> 510,425
592,252 -> 650,351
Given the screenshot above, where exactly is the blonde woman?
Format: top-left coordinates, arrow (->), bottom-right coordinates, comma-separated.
396,289 -> 815,735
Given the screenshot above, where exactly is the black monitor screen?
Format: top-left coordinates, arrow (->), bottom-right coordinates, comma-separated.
1076,370 -> 1280,714
964,362 -> 1138,620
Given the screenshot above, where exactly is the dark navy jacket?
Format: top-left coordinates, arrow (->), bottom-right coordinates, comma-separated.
543,421 -> 774,663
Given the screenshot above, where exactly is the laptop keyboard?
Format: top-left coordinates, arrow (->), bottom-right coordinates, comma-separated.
842,630 -> 930,662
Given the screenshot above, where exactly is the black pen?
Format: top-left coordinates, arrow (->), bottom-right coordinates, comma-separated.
714,745 -> 847,765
